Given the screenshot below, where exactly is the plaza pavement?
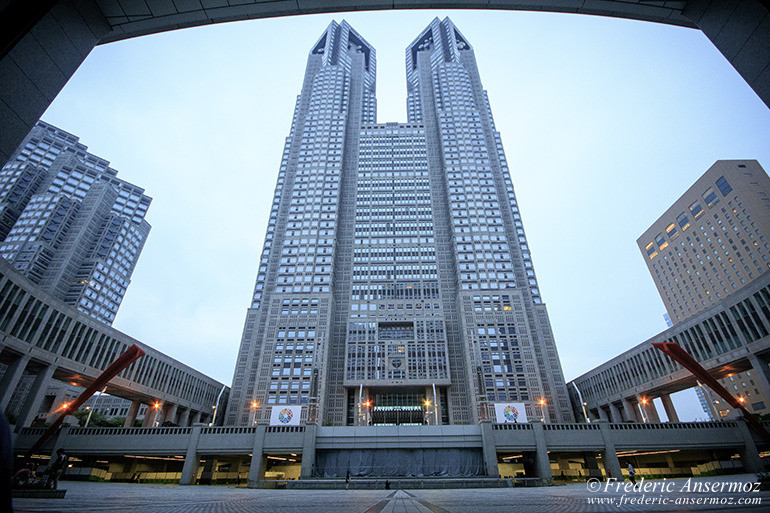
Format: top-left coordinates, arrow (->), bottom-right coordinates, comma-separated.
12,474 -> 770,513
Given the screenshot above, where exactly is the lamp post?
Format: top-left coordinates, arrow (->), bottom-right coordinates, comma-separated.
538,398 -> 546,422
153,402 -> 161,427
250,401 -> 260,425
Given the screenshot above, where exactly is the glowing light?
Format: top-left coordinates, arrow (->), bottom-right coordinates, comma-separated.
538,399 -> 545,406
154,402 -> 160,409
252,401 -> 259,409
641,398 -> 648,405
738,397 -> 745,403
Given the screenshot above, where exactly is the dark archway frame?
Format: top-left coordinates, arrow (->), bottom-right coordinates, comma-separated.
0,0 -> 768,166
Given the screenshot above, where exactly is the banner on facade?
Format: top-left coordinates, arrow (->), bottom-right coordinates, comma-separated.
494,402 -> 528,424
270,405 -> 302,426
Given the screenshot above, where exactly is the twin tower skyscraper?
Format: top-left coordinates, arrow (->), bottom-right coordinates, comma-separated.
225,18 -> 573,426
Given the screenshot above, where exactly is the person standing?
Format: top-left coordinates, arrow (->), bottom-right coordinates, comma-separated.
47,449 -> 68,490
345,470 -> 350,490
627,463 -> 636,485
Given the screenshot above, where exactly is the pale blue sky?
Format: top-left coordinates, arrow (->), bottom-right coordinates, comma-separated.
41,10 -> 770,421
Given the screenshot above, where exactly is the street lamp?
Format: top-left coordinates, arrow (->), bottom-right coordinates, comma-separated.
538,398 -> 546,422
153,402 -> 161,427
250,401 -> 260,425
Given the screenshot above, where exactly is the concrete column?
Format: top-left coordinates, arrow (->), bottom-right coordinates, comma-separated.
191,410 -> 202,425
300,422 -> 317,479
748,353 -> 770,401
0,1 -> 111,165
684,0 -> 770,109
608,402 -> 623,424
660,394 -> 680,423
0,353 -> 30,413
636,395 -> 660,423
622,398 -> 637,422
142,405 -> 157,427
123,401 -> 140,427
735,417 -> 765,473
530,421 -> 552,481
179,425 -> 202,485
583,452 -> 603,479
164,404 -> 178,425
247,424 -> 267,488
178,407 -> 190,427
479,420 -> 500,478
15,364 -> 54,427
596,406 -> 608,421
596,420 -> 624,480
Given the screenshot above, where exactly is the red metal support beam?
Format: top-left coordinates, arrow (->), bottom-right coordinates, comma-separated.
27,344 -> 145,456
652,341 -> 770,443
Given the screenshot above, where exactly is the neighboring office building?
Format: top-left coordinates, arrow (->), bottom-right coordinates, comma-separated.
226,18 -> 573,426
638,160 -> 770,325
639,160 -> 770,418
0,121 -> 151,325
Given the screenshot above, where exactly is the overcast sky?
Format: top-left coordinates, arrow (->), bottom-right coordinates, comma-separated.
40,10 -> 770,421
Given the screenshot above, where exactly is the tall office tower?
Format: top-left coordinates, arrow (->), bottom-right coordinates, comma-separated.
226,18 -> 573,426
638,160 -> 770,325
0,121 -> 151,325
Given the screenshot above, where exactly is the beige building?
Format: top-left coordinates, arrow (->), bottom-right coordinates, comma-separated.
639,159 -> 770,417
639,160 -> 770,324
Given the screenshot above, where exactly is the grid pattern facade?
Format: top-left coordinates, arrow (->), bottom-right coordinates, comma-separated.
226,18 -> 573,426
0,122 -> 151,325
638,160 -> 770,325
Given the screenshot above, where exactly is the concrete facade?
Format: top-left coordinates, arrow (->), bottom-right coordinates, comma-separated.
0,121 -> 152,325
12,418 -> 768,485
569,270 -> 770,424
225,18 -> 573,427
0,257 -> 227,427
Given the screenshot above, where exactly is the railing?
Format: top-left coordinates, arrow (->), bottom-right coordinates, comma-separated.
543,424 -> 599,431
609,421 -> 737,430
68,427 -> 192,436
201,427 -> 258,435
266,426 -> 305,433
491,423 -> 532,431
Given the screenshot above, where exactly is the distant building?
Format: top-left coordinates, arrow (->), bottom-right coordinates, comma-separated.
0,121 -> 151,325
638,160 -> 770,325
639,160 -> 770,417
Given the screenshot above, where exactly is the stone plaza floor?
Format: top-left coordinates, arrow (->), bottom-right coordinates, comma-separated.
12,474 -> 770,513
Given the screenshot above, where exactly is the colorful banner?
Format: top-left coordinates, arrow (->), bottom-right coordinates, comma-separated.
494,402 -> 528,424
269,405 -> 302,426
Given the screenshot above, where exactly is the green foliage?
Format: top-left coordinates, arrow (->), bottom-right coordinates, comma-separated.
73,409 -> 125,427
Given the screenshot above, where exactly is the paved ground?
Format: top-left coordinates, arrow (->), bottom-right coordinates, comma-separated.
13,474 -> 770,512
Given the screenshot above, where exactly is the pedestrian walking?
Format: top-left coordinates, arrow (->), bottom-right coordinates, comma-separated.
627,463 -> 636,485
47,449 -> 68,490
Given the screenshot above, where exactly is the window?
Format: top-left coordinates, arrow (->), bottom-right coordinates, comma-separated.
690,201 -> 704,219
715,176 -> 733,196
703,188 -> 719,208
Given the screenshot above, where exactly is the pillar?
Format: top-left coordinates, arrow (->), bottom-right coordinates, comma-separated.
636,395 -> 660,423
191,410 -> 202,425
596,406 -> 608,421
748,353 -> 770,401
15,364 -> 54,427
596,420 -> 624,480
660,394 -> 680,423
529,421 -> 552,482
735,417 -> 765,473
142,404 -> 157,427
609,402 -> 623,424
583,451 -> 603,479
300,422 -> 317,479
684,0 -> 770,109
164,403 -> 178,426
178,407 -> 190,427
247,424 -> 267,488
0,353 -> 30,413
622,398 -> 637,422
479,420 -> 500,478
179,424 -> 202,485
0,1 -> 111,164
123,400 -> 140,427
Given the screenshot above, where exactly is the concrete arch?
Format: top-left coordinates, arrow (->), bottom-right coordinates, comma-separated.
0,0 -> 768,165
